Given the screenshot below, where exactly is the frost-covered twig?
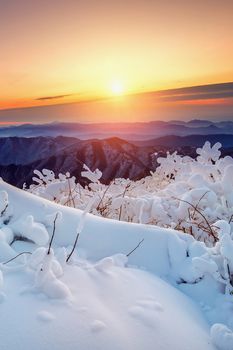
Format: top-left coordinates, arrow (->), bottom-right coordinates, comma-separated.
66,194 -> 97,263
119,183 -> 130,221
96,181 -> 112,212
67,177 -> 76,208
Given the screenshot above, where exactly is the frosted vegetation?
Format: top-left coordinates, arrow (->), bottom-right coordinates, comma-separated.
1,141 -> 233,349
28,142 -> 233,245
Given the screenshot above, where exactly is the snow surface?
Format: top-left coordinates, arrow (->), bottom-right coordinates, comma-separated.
0,256 -> 214,350
0,179 -> 231,349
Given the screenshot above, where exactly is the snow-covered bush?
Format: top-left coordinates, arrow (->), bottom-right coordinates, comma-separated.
26,142 -> 233,246
165,218 -> 233,294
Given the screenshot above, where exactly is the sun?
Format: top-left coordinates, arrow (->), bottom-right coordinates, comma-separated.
110,80 -> 124,96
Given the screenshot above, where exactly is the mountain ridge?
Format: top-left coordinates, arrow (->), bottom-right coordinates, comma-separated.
0,120 -> 233,139
0,134 -> 233,187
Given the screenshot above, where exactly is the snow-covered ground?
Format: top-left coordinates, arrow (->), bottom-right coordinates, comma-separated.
1,249 -> 213,350
0,178 -> 233,349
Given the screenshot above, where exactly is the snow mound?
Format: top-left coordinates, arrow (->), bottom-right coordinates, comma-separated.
0,258 -> 214,350
211,323 -> 233,350
0,177 -> 231,349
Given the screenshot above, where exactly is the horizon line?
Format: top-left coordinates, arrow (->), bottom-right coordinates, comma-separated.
1,80 -> 233,113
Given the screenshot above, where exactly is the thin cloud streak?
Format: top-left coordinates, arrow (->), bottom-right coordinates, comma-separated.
0,82 -> 232,124
36,94 -> 74,101
140,82 -> 233,102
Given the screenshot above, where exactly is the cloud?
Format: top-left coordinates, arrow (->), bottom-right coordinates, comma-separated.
146,82 -> 233,102
34,83 -> 233,105
35,94 -> 73,101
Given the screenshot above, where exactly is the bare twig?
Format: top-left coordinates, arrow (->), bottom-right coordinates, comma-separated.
3,251 -> 32,265
1,203 -> 8,217
48,212 -> 59,255
66,194 -> 97,263
191,191 -> 210,219
229,214 -> 233,224
174,196 -> 217,242
126,238 -> 145,257
66,233 -> 80,263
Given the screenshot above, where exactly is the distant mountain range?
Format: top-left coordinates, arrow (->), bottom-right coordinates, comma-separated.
0,137 -> 156,187
132,134 -> 233,148
0,133 -> 232,188
0,119 -> 233,140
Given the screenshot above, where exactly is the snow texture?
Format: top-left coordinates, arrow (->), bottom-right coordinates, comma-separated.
1,142 -> 233,350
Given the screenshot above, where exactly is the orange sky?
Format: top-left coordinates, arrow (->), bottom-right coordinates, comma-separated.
0,0 -> 233,122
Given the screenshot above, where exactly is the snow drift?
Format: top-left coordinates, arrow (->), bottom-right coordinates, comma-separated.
1,142 -> 233,350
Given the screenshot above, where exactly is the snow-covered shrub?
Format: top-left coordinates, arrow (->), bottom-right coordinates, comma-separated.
165,220 -> 233,302
29,169 -> 78,206
26,142 -> 233,245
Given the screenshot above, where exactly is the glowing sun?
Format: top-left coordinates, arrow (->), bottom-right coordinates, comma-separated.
110,81 -> 124,95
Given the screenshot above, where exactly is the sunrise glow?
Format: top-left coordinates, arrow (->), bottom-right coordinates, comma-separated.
0,0 -> 233,123
110,81 -> 125,96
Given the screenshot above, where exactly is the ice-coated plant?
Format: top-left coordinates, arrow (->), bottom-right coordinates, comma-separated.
26,142 -> 233,245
